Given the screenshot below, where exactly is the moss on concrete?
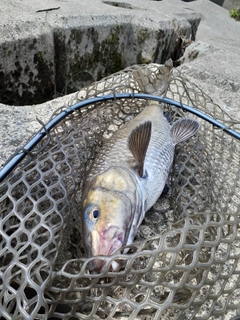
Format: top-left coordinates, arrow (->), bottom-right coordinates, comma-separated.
0,18 -> 196,105
137,29 -> 151,45
0,38 -> 55,106
54,25 -> 124,95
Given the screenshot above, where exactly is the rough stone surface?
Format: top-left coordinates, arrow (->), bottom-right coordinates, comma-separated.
0,0 -> 240,171
180,45 -> 240,116
0,1 -> 200,106
223,0 -> 240,10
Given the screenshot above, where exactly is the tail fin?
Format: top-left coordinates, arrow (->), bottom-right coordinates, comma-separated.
171,118 -> 200,145
132,59 -> 173,95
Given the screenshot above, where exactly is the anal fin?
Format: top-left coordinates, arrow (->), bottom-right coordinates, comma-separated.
128,121 -> 152,178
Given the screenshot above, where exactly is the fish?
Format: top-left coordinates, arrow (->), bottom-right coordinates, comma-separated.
81,100 -> 200,270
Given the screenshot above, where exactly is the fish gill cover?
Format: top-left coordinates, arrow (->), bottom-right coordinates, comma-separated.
0,61 -> 240,320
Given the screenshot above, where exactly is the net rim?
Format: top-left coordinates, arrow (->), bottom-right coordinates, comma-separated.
1,93 -> 239,183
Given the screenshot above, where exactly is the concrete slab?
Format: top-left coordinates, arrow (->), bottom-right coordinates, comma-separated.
0,0 -> 240,171
180,42 -> 240,115
0,0 -> 200,106
223,0 -> 240,10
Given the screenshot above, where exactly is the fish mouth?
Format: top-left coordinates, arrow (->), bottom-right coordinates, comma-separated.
89,226 -> 124,272
90,258 -> 120,273
92,226 -> 124,256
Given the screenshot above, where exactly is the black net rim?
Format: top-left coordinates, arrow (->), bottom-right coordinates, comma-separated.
1,93 -> 239,183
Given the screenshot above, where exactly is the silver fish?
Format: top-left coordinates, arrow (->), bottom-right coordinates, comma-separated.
81,101 -> 200,269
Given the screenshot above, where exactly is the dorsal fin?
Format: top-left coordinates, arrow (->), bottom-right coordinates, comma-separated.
171,118 -> 200,145
128,121 -> 152,178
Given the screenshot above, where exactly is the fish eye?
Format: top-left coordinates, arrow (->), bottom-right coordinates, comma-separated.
92,209 -> 99,219
86,206 -> 100,223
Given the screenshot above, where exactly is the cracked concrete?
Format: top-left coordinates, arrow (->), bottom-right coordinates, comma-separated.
0,1 -> 200,106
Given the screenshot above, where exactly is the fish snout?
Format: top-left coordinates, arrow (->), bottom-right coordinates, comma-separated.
89,257 -> 120,273
92,226 -> 124,256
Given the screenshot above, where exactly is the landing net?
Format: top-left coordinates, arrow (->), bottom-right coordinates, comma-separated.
0,61 -> 240,320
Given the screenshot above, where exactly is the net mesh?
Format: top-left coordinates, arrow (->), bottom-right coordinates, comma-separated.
0,62 -> 240,320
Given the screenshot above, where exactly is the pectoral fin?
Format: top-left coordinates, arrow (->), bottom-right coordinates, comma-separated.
128,121 -> 152,178
171,118 -> 200,145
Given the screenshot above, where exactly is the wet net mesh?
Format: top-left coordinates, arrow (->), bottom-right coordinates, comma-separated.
0,62 -> 240,320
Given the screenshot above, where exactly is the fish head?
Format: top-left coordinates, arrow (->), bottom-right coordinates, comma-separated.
82,167 -> 143,271
82,185 -> 133,269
